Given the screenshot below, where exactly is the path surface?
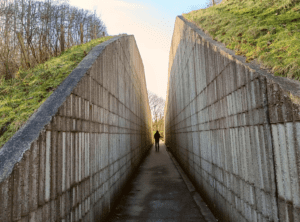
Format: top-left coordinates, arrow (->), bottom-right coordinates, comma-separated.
107,142 -> 208,222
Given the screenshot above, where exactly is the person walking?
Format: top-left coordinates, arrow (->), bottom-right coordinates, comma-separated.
154,130 -> 161,151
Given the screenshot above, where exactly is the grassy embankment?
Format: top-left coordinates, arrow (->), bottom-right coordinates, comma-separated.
0,36 -> 113,149
183,0 -> 300,79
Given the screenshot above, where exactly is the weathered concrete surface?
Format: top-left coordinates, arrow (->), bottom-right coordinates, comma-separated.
165,16 -> 300,222
107,142 -> 215,222
0,35 -> 152,221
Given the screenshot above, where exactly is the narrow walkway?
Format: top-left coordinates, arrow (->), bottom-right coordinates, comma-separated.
107,142 -> 208,222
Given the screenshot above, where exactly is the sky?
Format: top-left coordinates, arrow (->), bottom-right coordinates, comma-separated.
69,0 -> 208,99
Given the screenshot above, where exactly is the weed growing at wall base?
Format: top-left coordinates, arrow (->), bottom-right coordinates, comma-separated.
0,36 -> 113,149
183,0 -> 300,80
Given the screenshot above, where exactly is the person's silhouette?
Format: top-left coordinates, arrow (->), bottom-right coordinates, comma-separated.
154,130 -> 161,151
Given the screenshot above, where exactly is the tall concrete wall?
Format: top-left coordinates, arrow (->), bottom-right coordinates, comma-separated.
0,35 -> 152,221
165,16 -> 300,222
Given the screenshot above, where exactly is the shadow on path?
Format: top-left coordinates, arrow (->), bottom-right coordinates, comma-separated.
106,142 -> 206,222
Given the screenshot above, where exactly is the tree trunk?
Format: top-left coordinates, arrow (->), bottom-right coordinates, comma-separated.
17,32 -> 30,68
4,60 -> 12,80
80,23 -> 83,44
26,0 -> 31,62
21,0 -> 24,67
29,42 -> 38,63
60,25 -> 65,53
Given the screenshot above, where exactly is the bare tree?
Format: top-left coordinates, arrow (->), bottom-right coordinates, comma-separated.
0,0 -> 108,79
148,91 -> 165,132
148,91 -> 165,121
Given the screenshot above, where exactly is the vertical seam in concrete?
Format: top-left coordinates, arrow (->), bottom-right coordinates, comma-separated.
108,81 -> 111,212
37,137 -> 41,217
192,43 -> 201,180
264,81 -> 280,221
10,172 -> 14,221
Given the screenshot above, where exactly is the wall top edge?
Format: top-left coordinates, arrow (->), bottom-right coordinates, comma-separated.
0,35 -> 127,183
177,16 -> 300,98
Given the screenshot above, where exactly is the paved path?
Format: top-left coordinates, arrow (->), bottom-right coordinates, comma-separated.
107,142 -> 210,222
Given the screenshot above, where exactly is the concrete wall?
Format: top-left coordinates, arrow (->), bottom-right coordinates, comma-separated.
165,16 -> 300,222
0,35 -> 152,221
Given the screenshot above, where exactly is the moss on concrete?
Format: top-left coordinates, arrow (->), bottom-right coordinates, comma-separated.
0,36 -> 113,148
183,0 -> 300,79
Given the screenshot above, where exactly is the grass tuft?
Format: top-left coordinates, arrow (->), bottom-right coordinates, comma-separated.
0,36 -> 113,149
183,0 -> 300,79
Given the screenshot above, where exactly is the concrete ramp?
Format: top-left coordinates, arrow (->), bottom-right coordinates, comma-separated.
165,16 -> 300,222
0,35 -> 152,221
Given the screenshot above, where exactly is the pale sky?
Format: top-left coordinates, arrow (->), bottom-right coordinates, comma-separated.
69,0 -> 208,99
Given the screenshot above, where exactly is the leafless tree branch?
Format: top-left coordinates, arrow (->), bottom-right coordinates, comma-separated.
0,0 -> 108,79
148,90 -> 165,121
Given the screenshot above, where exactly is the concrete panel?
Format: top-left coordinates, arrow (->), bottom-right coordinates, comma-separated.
166,16 -> 300,222
0,35 -> 152,221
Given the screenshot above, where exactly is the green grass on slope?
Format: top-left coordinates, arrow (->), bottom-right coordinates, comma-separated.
0,36 -> 113,149
183,0 -> 300,79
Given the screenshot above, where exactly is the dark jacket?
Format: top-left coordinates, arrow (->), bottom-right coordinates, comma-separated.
154,131 -> 161,142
